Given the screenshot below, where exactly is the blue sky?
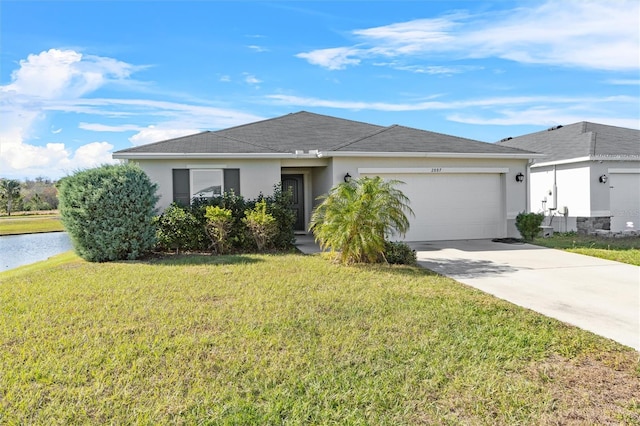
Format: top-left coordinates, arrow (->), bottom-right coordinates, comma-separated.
1,0 -> 638,180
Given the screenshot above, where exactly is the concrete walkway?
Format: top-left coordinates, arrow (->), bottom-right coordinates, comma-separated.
295,235 -> 640,350
410,239 -> 640,351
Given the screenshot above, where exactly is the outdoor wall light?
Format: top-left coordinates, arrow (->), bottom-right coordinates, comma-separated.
599,174 -> 608,184
343,173 -> 352,182
515,172 -> 525,182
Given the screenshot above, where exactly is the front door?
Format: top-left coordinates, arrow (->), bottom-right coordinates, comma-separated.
281,174 -> 305,231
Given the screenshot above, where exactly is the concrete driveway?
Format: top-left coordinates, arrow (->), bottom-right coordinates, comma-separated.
409,239 -> 640,351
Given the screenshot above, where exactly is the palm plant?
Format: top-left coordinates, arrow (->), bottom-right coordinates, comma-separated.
0,179 -> 22,216
309,176 -> 413,264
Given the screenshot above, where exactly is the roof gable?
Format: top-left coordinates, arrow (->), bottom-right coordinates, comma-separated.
114,111 -> 537,158
217,111 -> 384,152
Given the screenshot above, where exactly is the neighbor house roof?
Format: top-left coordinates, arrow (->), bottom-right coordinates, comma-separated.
113,111 -> 537,159
496,121 -> 640,164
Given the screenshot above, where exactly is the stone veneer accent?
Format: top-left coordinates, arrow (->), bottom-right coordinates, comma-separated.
576,216 -> 611,234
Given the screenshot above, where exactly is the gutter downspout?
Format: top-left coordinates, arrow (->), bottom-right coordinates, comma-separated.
526,159 -> 534,212
553,165 -> 558,210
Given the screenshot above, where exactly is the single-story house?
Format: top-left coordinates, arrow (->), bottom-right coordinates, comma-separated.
498,122 -> 640,234
113,111 -> 539,241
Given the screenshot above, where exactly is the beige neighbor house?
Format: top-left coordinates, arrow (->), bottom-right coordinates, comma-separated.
498,122 -> 640,235
113,111 -> 539,241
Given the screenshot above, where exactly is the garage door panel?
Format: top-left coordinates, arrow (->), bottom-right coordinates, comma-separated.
365,173 -> 504,241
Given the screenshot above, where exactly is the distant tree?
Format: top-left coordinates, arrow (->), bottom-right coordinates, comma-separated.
0,179 -> 22,216
310,176 -> 413,264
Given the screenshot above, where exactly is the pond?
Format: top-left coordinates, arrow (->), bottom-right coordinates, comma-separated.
0,232 -> 73,272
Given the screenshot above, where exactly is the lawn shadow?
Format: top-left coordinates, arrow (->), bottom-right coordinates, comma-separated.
344,262 -> 442,278
133,253 -> 265,267
417,258 -> 520,279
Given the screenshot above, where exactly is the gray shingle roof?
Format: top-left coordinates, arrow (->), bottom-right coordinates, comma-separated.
497,122 -> 640,163
334,124 -> 532,154
114,111 -> 535,156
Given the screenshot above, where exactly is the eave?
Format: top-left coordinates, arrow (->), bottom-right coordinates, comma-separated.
320,151 -> 543,160
113,150 -> 542,161
531,155 -> 640,168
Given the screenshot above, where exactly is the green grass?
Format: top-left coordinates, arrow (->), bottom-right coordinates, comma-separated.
0,214 -> 64,235
533,233 -> 640,266
1,253 -> 638,424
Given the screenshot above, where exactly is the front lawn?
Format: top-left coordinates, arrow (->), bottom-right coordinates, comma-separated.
533,233 -> 640,266
1,253 -> 638,424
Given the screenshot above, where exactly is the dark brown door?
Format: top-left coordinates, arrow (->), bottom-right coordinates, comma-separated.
281,174 -> 305,231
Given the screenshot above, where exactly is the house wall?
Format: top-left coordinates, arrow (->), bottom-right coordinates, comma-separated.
132,158 -> 282,211
529,164 -> 591,216
329,156 -> 528,239
530,160 -> 640,233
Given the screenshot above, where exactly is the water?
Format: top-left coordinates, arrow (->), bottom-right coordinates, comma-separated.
0,232 -> 73,271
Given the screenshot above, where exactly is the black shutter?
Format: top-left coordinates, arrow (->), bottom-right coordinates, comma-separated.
223,169 -> 240,195
172,169 -> 190,206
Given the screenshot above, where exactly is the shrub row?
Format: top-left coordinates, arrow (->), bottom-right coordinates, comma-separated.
154,185 -> 296,253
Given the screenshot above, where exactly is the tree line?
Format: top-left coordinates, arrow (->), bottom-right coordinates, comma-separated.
0,177 -> 59,215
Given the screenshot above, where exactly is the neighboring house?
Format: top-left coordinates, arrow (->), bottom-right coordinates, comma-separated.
498,122 -> 640,234
113,111 -> 538,241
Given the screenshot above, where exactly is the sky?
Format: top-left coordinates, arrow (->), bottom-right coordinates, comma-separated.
1,0 -> 639,180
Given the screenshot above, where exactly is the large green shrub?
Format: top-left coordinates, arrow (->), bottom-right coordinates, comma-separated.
154,203 -> 207,252
58,163 -> 158,262
309,176 -> 413,264
515,212 -> 545,241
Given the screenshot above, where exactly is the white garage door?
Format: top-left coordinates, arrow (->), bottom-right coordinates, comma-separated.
362,172 -> 505,241
610,172 -> 640,232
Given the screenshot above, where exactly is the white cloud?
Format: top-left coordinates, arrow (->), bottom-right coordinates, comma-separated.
296,47 -> 362,70
79,123 -> 143,132
607,79 -> 640,86
128,126 -> 200,146
1,48 -> 138,99
297,0 -> 639,71
0,49 -> 141,179
68,142 -> 117,170
448,109 -> 640,130
0,49 -> 265,179
247,45 -> 269,53
244,74 -> 262,85
267,93 -> 639,129
268,93 -> 637,112
0,140 -> 116,180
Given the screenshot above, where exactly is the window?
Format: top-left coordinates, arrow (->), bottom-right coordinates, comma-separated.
173,168 -> 240,205
191,169 -> 223,200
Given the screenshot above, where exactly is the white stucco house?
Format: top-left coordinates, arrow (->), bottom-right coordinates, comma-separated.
113,111 -> 538,241
498,122 -> 640,234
